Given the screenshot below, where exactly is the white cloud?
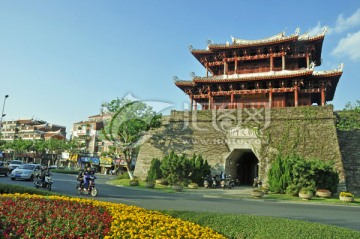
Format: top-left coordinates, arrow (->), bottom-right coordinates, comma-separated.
332,30 -> 360,61
308,22 -> 325,35
331,8 -> 360,34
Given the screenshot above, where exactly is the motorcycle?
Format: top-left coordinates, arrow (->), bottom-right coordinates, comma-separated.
34,171 -> 53,191
77,174 -> 98,197
203,175 -> 210,189
221,175 -> 235,189
211,176 -> 218,188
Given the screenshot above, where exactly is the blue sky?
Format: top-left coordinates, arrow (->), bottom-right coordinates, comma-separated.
0,0 -> 359,135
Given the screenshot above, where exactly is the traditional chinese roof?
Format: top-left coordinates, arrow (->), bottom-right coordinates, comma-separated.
191,27 -> 327,52
174,63 -> 343,101
176,62 -> 341,85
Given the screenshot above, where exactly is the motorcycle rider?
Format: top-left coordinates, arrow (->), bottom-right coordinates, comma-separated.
40,165 -> 49,185
77,168 -> 85,188
83,166 -> 94,191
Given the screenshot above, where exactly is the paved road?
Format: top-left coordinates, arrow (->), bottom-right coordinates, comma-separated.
1,173 -> 360,232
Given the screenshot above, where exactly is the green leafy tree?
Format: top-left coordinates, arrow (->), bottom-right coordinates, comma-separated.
336,100 -> 360,131
45,138 -> 67,166
100,98 -> 162,179
5,139 -> 33,159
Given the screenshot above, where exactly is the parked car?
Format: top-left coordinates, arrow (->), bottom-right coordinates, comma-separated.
0,161 -> 10,176
10,164 -> 42,181
8,160 -> 23,172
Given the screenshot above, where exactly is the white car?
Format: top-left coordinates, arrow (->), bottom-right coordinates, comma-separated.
10,164 -> 42,181
8,160 -> 23,172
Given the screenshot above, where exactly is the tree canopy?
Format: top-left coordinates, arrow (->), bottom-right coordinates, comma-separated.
100,97 -> 162,178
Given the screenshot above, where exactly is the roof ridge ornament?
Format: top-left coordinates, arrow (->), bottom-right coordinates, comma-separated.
309,61 -> 316,70
231,28 -> 287,44
188,45 -> 193,51
295,27 -> 300,36
338,62 -> 344,71
322,26 -> 328,35
172,76 -> 179,82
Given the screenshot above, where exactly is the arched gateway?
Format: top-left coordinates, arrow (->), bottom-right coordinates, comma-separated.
225,127 -> 263,185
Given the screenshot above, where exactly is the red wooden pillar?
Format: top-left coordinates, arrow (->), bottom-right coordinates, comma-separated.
294,86 -> 298,107
235,60 -> 238,74
306,52 -> 310,68
208,93 -> 213,110
230,92 -> 234,109
269,89 -> 273,108
270,55 -> 273,71
321,86 -> 325,106
282,54 -> 285,70
190,95 -> 193,111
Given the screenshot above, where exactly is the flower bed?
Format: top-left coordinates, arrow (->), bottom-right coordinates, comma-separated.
0,193 -> 226,239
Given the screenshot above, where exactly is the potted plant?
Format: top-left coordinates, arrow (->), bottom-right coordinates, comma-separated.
339,192 -> 355,202
298,188 -> 314,200
315,189 -> 332,198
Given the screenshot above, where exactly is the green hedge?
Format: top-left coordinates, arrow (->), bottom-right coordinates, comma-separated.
163,211 -> 360,239
0,183 -> 60,196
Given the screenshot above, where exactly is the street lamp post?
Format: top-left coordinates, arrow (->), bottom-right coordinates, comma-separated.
0,95 -> 9,139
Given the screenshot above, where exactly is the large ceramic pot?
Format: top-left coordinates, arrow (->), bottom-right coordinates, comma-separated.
129,180 -> 139,186
299,192 -> 313,200
145,182 -> 155,188
251,190 -> 264,198
316,190 -> 331,198
155,179 -> 167,185
339,196 -> 354,202
188,184 -> 198,189
172,185 -> 183,192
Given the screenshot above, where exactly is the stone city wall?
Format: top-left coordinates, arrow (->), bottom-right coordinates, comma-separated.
135,105 -> 347,190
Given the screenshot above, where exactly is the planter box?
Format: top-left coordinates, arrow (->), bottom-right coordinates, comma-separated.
339,196 -> 354,202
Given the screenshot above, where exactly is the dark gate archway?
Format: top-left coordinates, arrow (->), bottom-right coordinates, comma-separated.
225,149 -> 259,186
236,151 -> 258,185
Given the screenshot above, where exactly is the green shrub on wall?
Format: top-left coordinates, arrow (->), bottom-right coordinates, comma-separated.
146,158 -> 163,182
267,154 -> 293,194
160,151 -> 191,185
268,154 -> 339,195
148,151 -> 211,186
188,154 -> 211,186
